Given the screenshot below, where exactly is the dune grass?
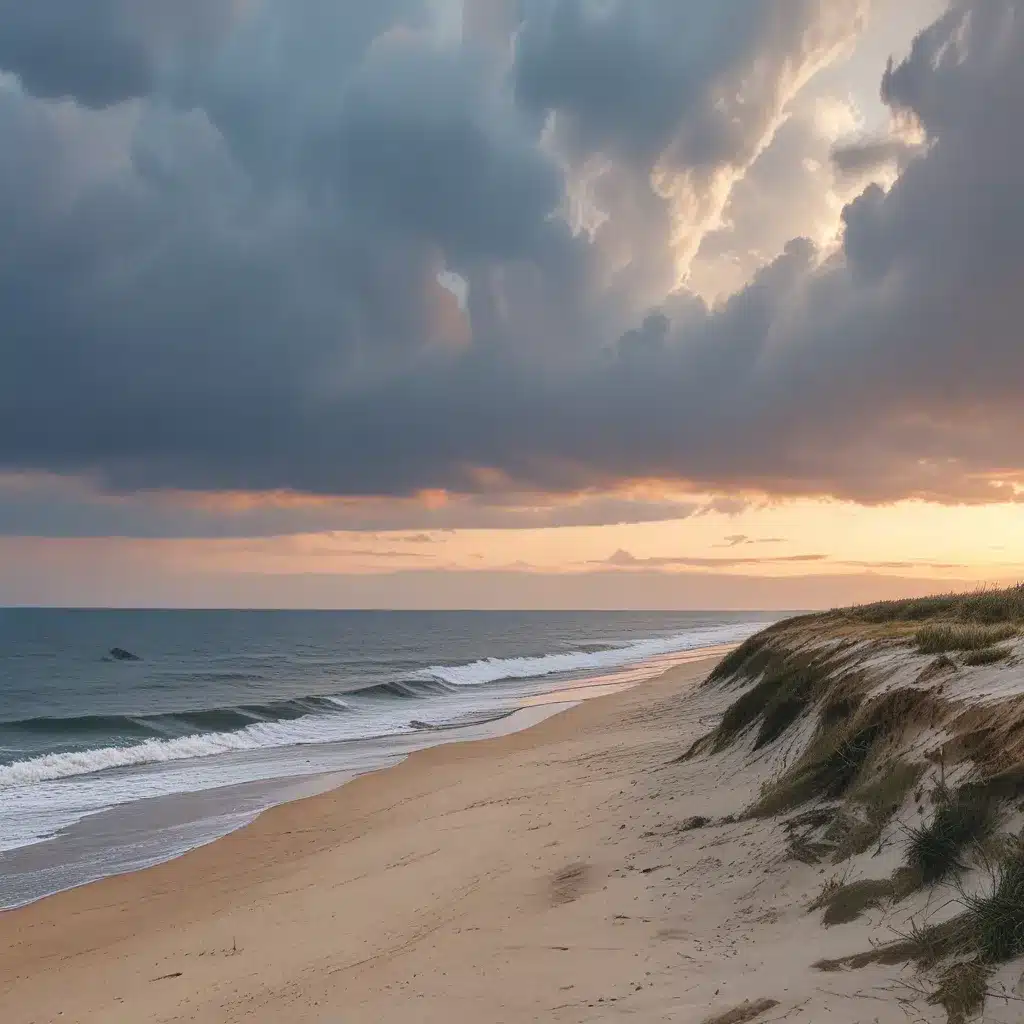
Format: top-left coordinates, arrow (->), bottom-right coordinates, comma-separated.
849,585 -> 1024,627
813,912 -> 975,973
962,841 -> 1024,963
707,632 -> 774,683
907,793 -> 998,885
688,650 -> 845,758
813,876 -> 897,926
916,623 -> 1018,655
927,961 -> 990,1024
814,837 -> 1024,1013
750,689 -> 932,817
825,760 -> 924,861
962,646 -> 1013,666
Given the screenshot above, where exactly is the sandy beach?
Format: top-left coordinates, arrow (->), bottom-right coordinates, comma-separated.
6,615 -> 1024,1024
2,651 -> 754,1024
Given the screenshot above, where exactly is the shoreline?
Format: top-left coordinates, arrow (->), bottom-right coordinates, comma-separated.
2,650 -> 729,1023
0,643 -> 736,915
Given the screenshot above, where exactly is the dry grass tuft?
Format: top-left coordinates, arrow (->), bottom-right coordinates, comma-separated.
962,646 -> 1013,667
927,961 -> 990,1024
811,876 -> 898,926
824,760 -> 925,861
750,689 -> 932,817
785,832 -> 833,865
849,585 -> 1024,627
916,623 -> 1018,655
707,632 -> 775,684
962,840 -> 1024,963
812,912 -> 975,973
907,793 -> 997,885
701,999 -> 780,1024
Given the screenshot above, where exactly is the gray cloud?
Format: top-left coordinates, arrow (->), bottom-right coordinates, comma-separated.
0,476 -> 702,536
1,0 -> 1023,533
831,136 -> 920,177
0,0 -> 237,106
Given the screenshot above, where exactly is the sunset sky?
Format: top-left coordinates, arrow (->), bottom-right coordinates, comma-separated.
2,0 -> 1023,609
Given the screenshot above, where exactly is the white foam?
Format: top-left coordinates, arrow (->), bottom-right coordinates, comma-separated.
418,623 -> 762,686
0,710 -> 414,792
0,622 -> 765,855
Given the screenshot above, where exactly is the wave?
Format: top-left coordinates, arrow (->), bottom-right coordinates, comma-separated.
0,621 -> 764,791
417,622 -> 759,687
1,696 -> 350,741
0,706 -> 416,790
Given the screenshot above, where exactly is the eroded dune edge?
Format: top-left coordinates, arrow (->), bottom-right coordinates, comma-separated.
685,587 -> 1024,1024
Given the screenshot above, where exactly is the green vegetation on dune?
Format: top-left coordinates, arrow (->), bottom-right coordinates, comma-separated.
706,632 -> 774,684
710,654 -> 840,753
907,792 -> 998,885
962,645 -> 1013,666
962,841 -> 1024,963
848,584 -> 1024,627
751,687 -> 935,817
915,623 -> 1018,654
691,584 -> 1024,1013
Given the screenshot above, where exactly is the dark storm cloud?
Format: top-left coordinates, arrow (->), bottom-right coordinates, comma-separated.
1,0 -> 1024,534
0,0 -> 236,106
513,0 -> 865,168
331,35 -> 563,264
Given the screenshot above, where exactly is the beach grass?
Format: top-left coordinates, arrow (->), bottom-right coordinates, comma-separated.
962,645 -> 1013,666
707,632 -> 774,684
927,960 -> 990,1024
962,841 -> 1024,963
749,688 -> 934,816
847,584 -> 1024,626
907,793 -> 997,885
915,623 -> 1018,655
813,876 -> 896,926
824,760 -> 924,861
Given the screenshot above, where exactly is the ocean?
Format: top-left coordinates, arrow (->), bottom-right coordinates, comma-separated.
0,608 -> 773,909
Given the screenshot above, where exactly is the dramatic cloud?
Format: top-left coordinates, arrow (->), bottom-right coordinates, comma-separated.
2,0 -> 1023,536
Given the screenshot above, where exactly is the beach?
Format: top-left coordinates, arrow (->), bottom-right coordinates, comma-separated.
2,649 -> 774,1024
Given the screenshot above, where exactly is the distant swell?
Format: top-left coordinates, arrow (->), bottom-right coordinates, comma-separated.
417,623 -> 755,686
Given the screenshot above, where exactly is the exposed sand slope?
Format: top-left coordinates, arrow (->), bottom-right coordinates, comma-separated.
4,614 -> 1024,1023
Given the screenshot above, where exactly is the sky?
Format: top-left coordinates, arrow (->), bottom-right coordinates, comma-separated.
2,0 -> 1024,609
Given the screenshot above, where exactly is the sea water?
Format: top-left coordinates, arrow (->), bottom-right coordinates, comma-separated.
0,609 -> 772,907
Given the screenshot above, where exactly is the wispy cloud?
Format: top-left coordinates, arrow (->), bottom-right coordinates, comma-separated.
597,549 -> 828,569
